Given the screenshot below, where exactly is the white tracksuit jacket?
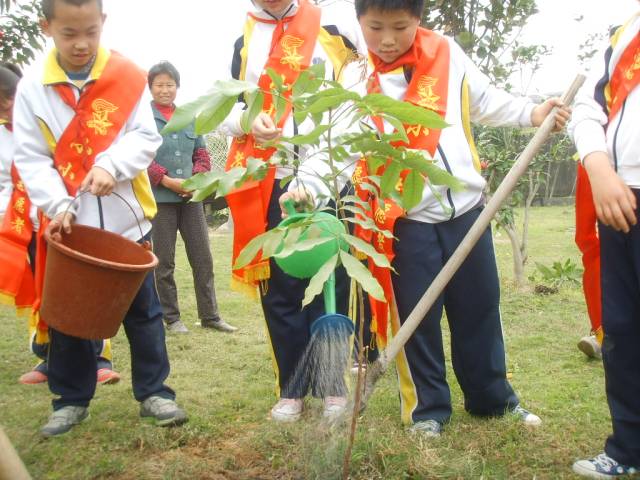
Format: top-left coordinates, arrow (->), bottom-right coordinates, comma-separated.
12,47 -> 161,241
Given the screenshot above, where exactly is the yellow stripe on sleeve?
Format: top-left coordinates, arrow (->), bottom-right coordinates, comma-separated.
131,172 -> 157,220
461,77 -> 481,172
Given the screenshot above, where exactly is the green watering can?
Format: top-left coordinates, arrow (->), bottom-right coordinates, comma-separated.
275,201 -> 348,279
276,201 -> 354,348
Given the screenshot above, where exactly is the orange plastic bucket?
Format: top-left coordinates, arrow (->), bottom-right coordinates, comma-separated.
41,224 -> 158,340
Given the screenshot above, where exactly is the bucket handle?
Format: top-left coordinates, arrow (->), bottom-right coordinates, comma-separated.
53,191 -> 151,249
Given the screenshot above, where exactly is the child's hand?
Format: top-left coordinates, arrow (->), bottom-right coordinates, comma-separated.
48,211 -> 75,236
531,98 -> 571,132
81,166 -> 116,196
585,151 -> 637,233
161,176 -> 193,198
252,112 -> 281,144
279,187 -> 314,218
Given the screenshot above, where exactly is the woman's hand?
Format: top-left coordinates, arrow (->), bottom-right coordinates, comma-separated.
161,176 -> 193,198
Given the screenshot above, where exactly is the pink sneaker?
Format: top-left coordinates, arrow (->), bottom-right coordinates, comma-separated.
97,368 -> 121,385
270,398 -> 303,422
323,396 -> 348,419
19,369 -> 47,385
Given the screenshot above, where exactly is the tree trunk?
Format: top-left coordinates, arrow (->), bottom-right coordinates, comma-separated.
521,172 -> 541,267
504,223 -> 526,288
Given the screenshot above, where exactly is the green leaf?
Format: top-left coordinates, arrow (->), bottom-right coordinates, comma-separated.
339,204 -> 369,217
339,250 -> 385,301
380,162 -> 403,197
182,171 -> 221,191
280,124 -> 330,146
162,79 -> 257,134
234,232 -> 270,269
216,167 -> 246,196
340,233 -> 391,269
195,95 -> 238,135
211,79 -> 258,97
274,92 -> 288,125
162,93 -> 211,134
304,89 -> 361,115
262,228 -> 288,259
245,157 -> 268,177
302,254 -> 338,307
343,216 -> 395,238
306,61 -> 326,81
279,175 -> 295,189
266,68 -> 285,92
273,236 -> 333,259
340,195 -> 372,209
382,115 -> 409,143
190,180 -> 219,202
240,90 -> 265,134
421,161 -> 465,191
401,170 -> 425,211
363,93 -> 449,129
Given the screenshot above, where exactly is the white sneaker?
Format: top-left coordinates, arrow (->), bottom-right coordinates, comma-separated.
270,398 -> 303,422
573,452 -> 639,478
512,405 -> 542,426
578,335 -> 602,359
323,396 -> 348,419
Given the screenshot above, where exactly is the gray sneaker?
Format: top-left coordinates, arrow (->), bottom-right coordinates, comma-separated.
41,406 -> 89,438
408,419 -> 443,438
140,396 -> 188,427
166,320 -> 189,333
511,405 -> 542,426
201,317 -> 238,332
578,335 -> 602,359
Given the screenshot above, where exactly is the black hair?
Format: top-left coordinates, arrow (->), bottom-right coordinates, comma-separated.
0,65 -> 21,100
355,0 -> 424,19
148,61 -> 181,89
41,0 -> 103,21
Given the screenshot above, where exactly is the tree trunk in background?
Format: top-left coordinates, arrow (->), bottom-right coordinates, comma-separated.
504,224 -> 526,288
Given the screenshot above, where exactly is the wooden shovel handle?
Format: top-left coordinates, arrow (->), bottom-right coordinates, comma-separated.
0,426 -> 31,480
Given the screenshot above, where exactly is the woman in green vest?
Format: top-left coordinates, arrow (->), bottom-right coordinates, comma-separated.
147,61 -> 237,334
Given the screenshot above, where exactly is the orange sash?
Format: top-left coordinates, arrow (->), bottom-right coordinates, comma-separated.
0,153 -> 36,313
608,31 -> 640,120
30,51 -> 147,330
51,52 -> 147,195
354,28 -> 450,345
575,30 -> 640,339
225,0 -> 321,297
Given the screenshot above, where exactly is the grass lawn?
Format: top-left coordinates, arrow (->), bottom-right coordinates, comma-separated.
0,206 -> 610,479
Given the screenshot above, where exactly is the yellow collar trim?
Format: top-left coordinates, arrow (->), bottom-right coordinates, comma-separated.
42,47 -> 111,85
